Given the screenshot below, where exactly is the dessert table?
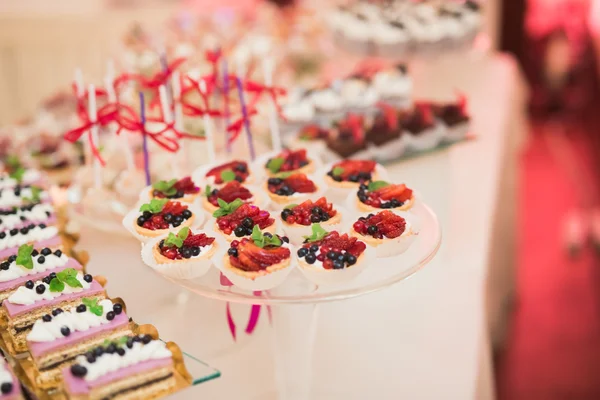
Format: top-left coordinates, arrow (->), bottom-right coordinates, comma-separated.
73,52 -> 527,399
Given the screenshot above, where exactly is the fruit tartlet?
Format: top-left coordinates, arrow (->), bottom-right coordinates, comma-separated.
280,197 -> 345,245
325,115 -> 371,160
146,176 -> 200,203
350,181 -> 415,212
366,104 -> 407,161
284,124 -> 328,155
142,227 -> 221,279
402,103 -> 445,151
194,160 -> 252,187
296,225 -> 373,285
218,226 -> 293,290
432,95 -> 471,142
265,173 -> 321,208
322,159 -> 388,202
123,198 -> 202,243
261,148 -> 316,178
350,211 -> 416,257
213,200 -> 277,241
202,181 -> 261,213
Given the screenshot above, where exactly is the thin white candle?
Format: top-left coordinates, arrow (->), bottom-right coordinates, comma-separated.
74,68 -> 84,98
172,71 -> 184,132
88,84 -> 102,189
263,58 -> 282,152
104,72 -> 135,171
159,84 -> 180,176
200,79 -> 216,163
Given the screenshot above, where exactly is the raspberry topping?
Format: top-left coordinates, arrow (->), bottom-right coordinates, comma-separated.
266,149 -> 310,174
280,197 -> 336,225
352,211 -> 407,239
206,161 -> 249,184
137,200 -> 193,231
152,176 -> 200,199
158,229 -> 215,260
296,231 -> 366,270
228,236 -> 291,272
356,182 -> 413,209
267,173 -> 317,196
207,181 -> 254,207
216,204 -> 274,237
298,125 -> 329,141
327,159 -> 376,183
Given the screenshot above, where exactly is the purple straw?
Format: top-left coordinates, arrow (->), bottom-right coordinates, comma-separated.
235,77 -> 256,161
139,92 -> 151,186
222,58 -> 231,154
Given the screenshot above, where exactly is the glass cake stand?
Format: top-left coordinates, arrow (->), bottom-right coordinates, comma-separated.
152,202 -> 441,400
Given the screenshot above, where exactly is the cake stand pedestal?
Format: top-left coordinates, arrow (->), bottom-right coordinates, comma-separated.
153,202 -> 441,399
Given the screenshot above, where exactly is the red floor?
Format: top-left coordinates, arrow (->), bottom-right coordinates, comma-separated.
496,122 -> 600,399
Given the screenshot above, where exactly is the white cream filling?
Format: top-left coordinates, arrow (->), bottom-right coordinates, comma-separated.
27,299 -> 117,343
372,71 -> 412,99
7,272 -> 91,306
0,253 -> 68,283
0,187 -> 49,208
0,203 -> 54,231
0,169 -> 42,189
75,340 -> 172,382
341,80 -> 379,109
0,225 -> 58,251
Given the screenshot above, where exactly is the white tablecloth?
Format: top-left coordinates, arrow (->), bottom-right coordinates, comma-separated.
74,52 -> 527,399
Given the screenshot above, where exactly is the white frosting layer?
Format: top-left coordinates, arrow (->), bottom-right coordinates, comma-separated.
7,272 -> 91,306
0,187 -> 49,208
282,101 -> 315,123
76,340 -> 172,382
372,21 -> 411,45
0,225 -> 58,251
341,79 -> 379,109
311,89 -> 343,112
0,170 -> 42,189
27,299 -> 117,343
372,71 -> 412,99
0,203 -> 54,231
0,252 -> 68,283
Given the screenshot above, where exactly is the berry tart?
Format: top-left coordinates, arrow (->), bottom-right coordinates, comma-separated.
0,223 -> 61,260
366,104 -> 406,161
25,298 -> 131,388
351,181 -> 415,213
146,177 -> 200,203
280,197 -> 345,245
261,149 -> 316,178
202,181 -> 262,214
284,124 -> 328,155
322,159 -> 387,202
213,200 -> 277,241
0,359 -> 22,400
350,210 -> 416,257
402,103 -> 445,152
194,160 -> 253,188
142,227 -> 221,279
62,335 -> 189,400
432,94 -> 471,142
126,199 -> 199,242
325,115 -> 371,160
265,173 -> 321,209
219,226 -> 293,290
296,224 -> 373,285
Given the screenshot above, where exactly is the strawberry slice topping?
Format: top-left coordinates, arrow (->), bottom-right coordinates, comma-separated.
229,238 -> 291,271
357,182 -> 413,209
297,231 -> 367,270
152,176 -> 200,199
267,173 -> 317,196
280,197 -> 336,226
298,125 -> 329,141
208,181 -> 254,206
352,211 -> 407,239
327,159 -> 376,183
206,160 -> 249,184
216,204 -> 274,236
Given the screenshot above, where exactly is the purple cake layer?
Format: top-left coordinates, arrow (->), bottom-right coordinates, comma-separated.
6,215 -> 57,231
63,357 -> 173,395
4,280 -> 104,318
0,235 -> 62,260
0,258 -> 82,293
29,312 -> 129,359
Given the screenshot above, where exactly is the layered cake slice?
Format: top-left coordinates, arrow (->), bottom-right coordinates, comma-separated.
0,223 -> 61,260
63,335 -> 182,400
0,246 -> 81,317
0,186 -> 49,210
26,298 -> 131,388
0,358 -> 22,400
3,268 -> 105,353
0,203 -> 56,232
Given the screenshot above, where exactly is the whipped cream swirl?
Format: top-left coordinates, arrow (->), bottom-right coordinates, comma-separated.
0,203 -> 54,231
0,224 -> 58,251
0,186 -> 49,208
7,272 -> 91,306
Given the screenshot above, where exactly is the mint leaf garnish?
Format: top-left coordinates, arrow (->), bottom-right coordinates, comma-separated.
164,227 -> 189,248
22,186 -> 42,204
368,181 -> 390,191
152,179 -> 178,196
139,198 -> 168,214
117,336 -> 129,346
64,276 -> 83,289
5,155 -> 22,171
9,167 -> 26,183
302,223 -> 328,243
332,166 -> 344,177
213,198 -> 244,218
82,298 -> 104,316
177,227 -> 190,240
57,268 -> 77,281
284,203 -> 298,210
220,169 -> 236,183
266,157 -> 285,174
204,185 -> 212,197
250,225 -> 282,248
16,244 -> 34,269
49,278 -> 65,293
